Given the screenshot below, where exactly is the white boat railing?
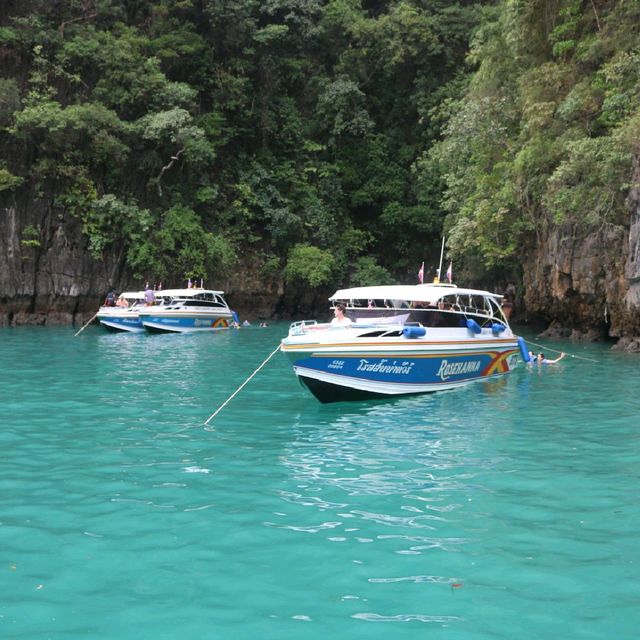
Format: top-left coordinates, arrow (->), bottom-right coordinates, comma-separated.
288,320 -> 319,335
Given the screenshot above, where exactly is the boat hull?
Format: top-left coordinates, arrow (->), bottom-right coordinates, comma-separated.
97,313 -> 144,333
140,313 -> 232,333
282,342 -> 519,403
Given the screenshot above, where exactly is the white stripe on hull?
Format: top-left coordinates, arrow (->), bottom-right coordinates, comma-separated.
141,320 -> 229,333
283,342 -> 518,361
98,319 -> 145,333
293,365 -> 491,395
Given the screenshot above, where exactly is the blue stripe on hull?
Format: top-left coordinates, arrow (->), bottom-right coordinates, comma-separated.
289,349 -> 518,402
141,316 -> 230,332
294,351 -> 516,386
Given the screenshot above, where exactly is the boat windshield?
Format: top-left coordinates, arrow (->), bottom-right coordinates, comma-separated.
332,292 -> 508,328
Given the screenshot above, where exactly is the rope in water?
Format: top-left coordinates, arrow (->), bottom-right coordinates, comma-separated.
203,343 -> 282,426
524,338 -> 598,363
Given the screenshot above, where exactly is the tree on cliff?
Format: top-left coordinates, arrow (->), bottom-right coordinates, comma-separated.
0,0 -> 488,295
421,0 -> 640,283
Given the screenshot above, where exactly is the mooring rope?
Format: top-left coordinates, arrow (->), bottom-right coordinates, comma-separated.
74,312 -> 98,337
524,338 -> 598,363
203,343 -> 282,426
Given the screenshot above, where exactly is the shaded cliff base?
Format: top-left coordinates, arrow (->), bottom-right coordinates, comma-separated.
0,295 -> 100,328
0,311 -> 77,327
533,321 -> 640,352
507,314 -> 638,354
534,319 -> 610,343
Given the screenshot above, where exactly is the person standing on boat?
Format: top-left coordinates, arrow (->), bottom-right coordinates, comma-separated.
331,303 -> 352,327
144,284 -> 156,306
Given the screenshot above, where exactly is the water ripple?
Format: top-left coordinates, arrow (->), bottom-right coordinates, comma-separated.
353,612 -> 464,623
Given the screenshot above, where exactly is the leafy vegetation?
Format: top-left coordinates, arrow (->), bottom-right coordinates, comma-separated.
1,0 -> 638,291
424,0 -> 640,279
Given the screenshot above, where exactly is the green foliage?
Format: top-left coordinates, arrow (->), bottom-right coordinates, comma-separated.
316,79 -> 374,146
57,169 -> 98,220
544,133 -> 633,227
0,0 -> 498,291
20,224 -> 40,249
0,168 -> 24,192
423,0 -> 640,272
351,256 -> 395,286
284,244 -> 335,287
11,100 -> 128,167
80,193 -> 152,259
129,204 -> 236,281
549,0 -> 581,60
0,78 -> 21,125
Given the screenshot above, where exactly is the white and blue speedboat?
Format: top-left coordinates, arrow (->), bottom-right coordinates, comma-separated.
96,291 -> 149,333
280,283 -> 526,403
138,288 -> 236,333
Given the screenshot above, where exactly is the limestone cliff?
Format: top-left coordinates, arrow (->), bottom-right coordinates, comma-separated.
2,172 -> 640,351
0,188 -> 127,326
521,158 -> 640,351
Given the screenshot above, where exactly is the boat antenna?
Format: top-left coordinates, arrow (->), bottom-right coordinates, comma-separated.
203,343 -> 282,426
436,236 -> 445,283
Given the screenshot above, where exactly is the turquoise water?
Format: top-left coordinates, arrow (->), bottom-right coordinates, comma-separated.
1,325 -> 639,639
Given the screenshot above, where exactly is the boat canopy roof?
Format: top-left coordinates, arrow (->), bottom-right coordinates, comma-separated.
155,288 -> 225,298
329,284 -> 503,305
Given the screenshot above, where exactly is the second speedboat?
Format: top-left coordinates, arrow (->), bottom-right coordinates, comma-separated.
138,288 -> 236,333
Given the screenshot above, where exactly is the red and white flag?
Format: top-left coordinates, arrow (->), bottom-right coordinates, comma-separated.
418,262 -> 424,284
446,261 -> 452,283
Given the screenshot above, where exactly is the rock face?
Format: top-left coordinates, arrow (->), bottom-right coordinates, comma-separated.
0,190 -> 129,327
520,158 -> 640,349
522,223 -> 626,338
624,160 -> 640,319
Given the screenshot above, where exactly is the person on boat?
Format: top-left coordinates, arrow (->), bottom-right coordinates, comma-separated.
331,303 -> 352,327
104,290 -> 116,307
144,285 -> 156,306
537,352 -> 565,364
501,298 -> 514,320
501,283 -> 517,320
116,296 -> 129,308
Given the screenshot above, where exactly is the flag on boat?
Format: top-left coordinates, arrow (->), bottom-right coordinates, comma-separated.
446,261 -> 452,283
418,262 -> 424,284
